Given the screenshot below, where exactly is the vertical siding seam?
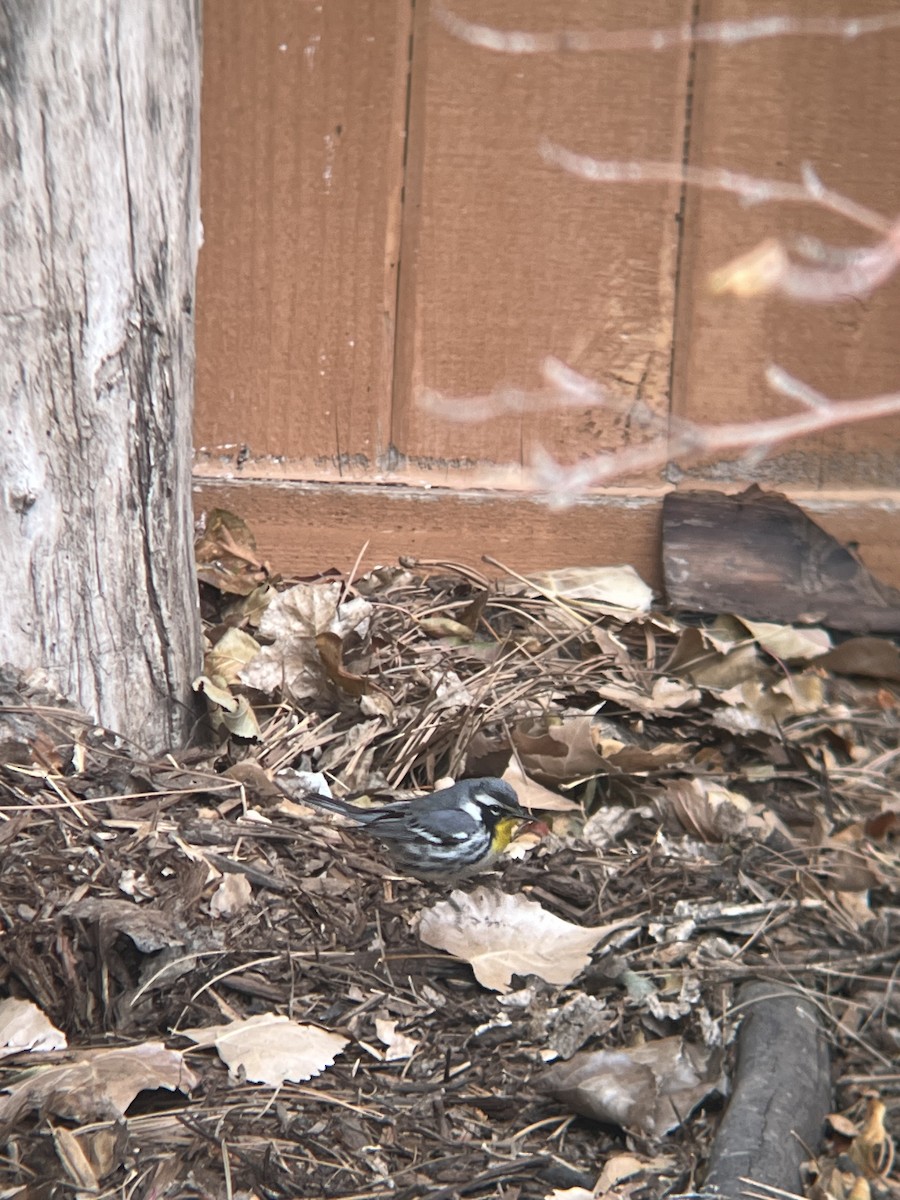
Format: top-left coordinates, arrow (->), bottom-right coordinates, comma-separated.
386,0 -> 418,469
665,0 -> 702,481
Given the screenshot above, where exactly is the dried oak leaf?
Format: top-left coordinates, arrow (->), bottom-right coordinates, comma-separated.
195,509 -> 268,595
501,759 -> 580,812
182,1014 -> 348,1086
544,1037 -> 724,1137
512,564 -> 654,613
659,778 -> 781,844
192,675 -> 261,739
513,715 -> 686,782
416,887 -> 633,993
315,631 -> 392,715
814,636 -> 900,682
596,676 -> 702,715
0,998 -> 67,1060
240,581 -> 373,701
714,672 -> 825,737
205,627 -> 261,685
665,622 -> 762,689
0,1043 -> 198,1125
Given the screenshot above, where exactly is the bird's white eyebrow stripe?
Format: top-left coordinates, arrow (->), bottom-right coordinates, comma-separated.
474,789 -> 515,809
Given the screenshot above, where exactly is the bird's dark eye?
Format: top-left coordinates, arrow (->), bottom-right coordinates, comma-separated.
480,800 -> 510,821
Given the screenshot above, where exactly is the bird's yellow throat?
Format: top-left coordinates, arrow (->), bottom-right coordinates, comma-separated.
490,815 -> 524,853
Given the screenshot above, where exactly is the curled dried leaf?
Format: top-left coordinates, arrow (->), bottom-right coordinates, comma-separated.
417,887 -> 634,993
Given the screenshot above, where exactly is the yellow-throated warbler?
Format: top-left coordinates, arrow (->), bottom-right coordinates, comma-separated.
278,775 -> 534,881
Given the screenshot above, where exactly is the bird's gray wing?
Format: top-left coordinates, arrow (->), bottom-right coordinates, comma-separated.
365,804 -> 480,846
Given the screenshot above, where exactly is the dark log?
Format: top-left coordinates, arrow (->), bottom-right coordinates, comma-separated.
703,981 -> 831,1200
663,488 -> 900,633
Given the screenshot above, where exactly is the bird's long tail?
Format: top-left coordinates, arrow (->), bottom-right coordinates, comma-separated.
274,778 -> 372,823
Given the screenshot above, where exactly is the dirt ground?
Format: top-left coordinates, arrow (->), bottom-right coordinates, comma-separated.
0,558 -> 897,1199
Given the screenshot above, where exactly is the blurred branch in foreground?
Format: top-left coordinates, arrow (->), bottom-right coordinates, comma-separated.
540,146 -> 900,300
421,11 -> 900,505
422,359 -> 900,507
435,7 -> 900,55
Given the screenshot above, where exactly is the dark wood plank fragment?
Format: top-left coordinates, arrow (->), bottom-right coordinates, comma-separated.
663,487 -> 900,632
703,981 -> 831,1200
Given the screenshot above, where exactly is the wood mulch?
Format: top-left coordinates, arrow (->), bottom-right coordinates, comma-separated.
0,558 -> 897,1199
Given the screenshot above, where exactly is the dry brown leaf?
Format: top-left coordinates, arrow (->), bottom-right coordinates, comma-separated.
814,636 -> 900,682
240,582 -> 373,702
513,715 -> 687,781
374,1018 -> 419,1062
205,627 -> 261,684
666,623 -> 761,688
661,778 -> 758,843
0,1043 -> 199,1124
596,676 -> 702,715
316,631 -> 370,697
182,1013 -> 348,1086
192,674 -> 261,739
546,994 -> 611,1060
519,564 -> 654,612
209,872 -> 253,918
595,1153 -> 659,1193
238,640 -> 323,701
599,741 -> 688,774
513,716 -> 603,780
581,805 -> 640,850
65,899 -> 182,954
850,1099 -> 894,1178
428,668 -> 476,710
502,759 -> 581,812
734,617 -> 832,661
865,809 -> 899,839
543,1037 -> 724,1136
829,1112 -> 862,1138
221,581 -> 276,628
0,997 -> 67,1060
78,1127 -> 122,1184
715,672 -> 826,737
417,616 -> 476,640
195,509 -> 268,595
416,887 -> 633,994
224,759 -> 283,802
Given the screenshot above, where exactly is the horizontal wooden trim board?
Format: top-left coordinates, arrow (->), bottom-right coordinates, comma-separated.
193,478 -> 900,594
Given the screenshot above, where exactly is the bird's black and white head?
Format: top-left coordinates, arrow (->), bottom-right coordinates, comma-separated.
455,777 -> 527,830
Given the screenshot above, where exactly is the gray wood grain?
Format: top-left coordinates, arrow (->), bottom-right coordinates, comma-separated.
0,2 -> 202,750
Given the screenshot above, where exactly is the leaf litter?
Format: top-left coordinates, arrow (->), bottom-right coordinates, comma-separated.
0,546 -> 896,1199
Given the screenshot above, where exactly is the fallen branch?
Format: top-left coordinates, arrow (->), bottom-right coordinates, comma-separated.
703,981 -> 831,1200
